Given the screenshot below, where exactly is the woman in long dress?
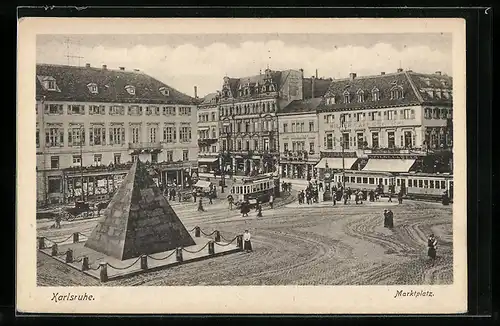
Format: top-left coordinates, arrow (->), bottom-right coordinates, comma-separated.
428,234 -> 438,260
243,230 -> 252,252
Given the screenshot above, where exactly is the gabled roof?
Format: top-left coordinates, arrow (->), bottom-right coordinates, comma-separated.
36,64 -> 197,105
220,69 -> 287,101
279,98 -> 323,115
317,71 -> 453,112
199,92 -> 219,105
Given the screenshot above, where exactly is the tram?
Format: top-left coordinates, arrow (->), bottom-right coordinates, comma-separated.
396,172 -> 453,201
230,175 -> 276,203
333,170 -> 395,194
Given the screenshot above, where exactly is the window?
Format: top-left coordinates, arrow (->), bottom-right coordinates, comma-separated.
94,154 -> 102,165
87,83 -> 98,94
131,126 -> 141,144
125,85 -> 136,95
36,129 -> 40,148
68,127 -> 85,147
343,91 -> 350,103
68,105 -> 85,115
326,133 -> 333,150
183,150 -> 189,161
159,87 -> 170,96
309,142 -> 314,153
50,156 -> 59,169
163,125 -> 176,143
211,145 -> 217,152
114,153 -> 121,165
45,104 -> 63,115
356,177 -> 362,183
89,105 -> 105,115
430,180 -> 435,188
151,153 -> 158,163
350,177 -> 356,183
418,180 -> 423,188
403,109 -> 411,119
391,86 -> 403,99
179,107 -> 192,116
440,108 -> 448,119
357,90 -> 365,102
254,139 -> 258,150
342,133 -> 349,149
263,138 -> 269,151
300,122 -> 305,132
357,133 -> 364,149
371,132 -> 379,148
433,108 -> 439,119
441,181 -> 446,189
148,125 -> 158,143
211,112 -> 216,121
180,126 -> 192,142
110,105 -> 125,115
109,126 -> 125,145
90,126 -> 105,145
163,106 -> 176,115
166,151 -> 173,162
291,123 -> 296,133
146,106 -> 160,116
369,178 -> 374,184
283,143 -> 288,152
47,177 -> 61,194
387,131 -> 395,148
45,127 -> 64,147
212,128 -> 217,139
372,88 -> 380,101
72,155 -> 82,166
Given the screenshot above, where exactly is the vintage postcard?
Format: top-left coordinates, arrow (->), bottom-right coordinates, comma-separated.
17,17 -> 467,314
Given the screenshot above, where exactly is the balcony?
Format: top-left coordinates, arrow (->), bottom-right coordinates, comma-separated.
280,150 -> 315,162
128,142 -> 162,150
363,147 -> 427,155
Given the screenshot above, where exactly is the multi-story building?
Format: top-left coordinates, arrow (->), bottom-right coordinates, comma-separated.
197,92 -> 220,173
315,68 -> 453,178
217,68 -> 319,176
278,76 -> 331,180
36,63 -> 198,206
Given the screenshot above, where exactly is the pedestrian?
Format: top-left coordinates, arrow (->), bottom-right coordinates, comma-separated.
343,191 -> 348,205
319,182 -> 323,192
209,191 -> 213,204
388,192 -> 393,202
227,194 -> 234,210
243,230 -> 253,253
171,188 -> 176,201
256,203 -> 263,217
178,192 -> 182,202
442,190 -> 450,205
332,192 -> 336,206
197,197 -> 205,212
54,214 -> 61,229
398,191 -> 403,204
427,234 -> 438,260
193,190 -> 197,203
383,209 -> 389,227
269,193 -> 274,209
387,210 -> 394,228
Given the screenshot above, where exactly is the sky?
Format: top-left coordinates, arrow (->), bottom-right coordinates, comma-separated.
37,33 -> 452,98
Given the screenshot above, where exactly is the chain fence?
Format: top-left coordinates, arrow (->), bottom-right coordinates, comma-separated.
182,242 -> 210,254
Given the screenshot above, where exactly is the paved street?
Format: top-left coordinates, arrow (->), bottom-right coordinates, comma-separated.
37,196 -> 453,286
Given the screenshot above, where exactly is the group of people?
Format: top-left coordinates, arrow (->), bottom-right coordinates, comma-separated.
383,209 -> 395,228
298,186 -> 320,205
238,200 -> 263,218
281,181 -> 293,193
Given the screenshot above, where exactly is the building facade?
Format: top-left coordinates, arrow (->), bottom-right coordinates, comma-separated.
316,69 -> 453,178
36,63 -> 198,206
197,92 -> 220,173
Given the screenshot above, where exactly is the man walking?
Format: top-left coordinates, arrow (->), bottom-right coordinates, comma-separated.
269,193 -> 274,209
427,234 -> 438,260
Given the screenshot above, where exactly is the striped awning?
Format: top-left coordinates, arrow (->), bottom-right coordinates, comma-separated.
362,159 -> 416,173
198,157 -> 218,163
314,158 -> 358,170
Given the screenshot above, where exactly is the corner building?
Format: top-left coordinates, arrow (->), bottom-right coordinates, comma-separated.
316,69 -> 453,178
217,68 -> 305,175
196,92 -> 220,173
36,63 -> 198,206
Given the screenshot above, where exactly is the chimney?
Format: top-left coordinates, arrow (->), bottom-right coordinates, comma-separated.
102,64 -> 107,70
349,72 -> 357,80
299,68 -> 304,78
380,71 -> 385,75
119,67 -> 125,71
85,63 -> 91,68
397,68 -> 403,73
315,69 -> 318,79
435,71 -> 442,75
194,86 -> 198,98
311,76 -> 316,99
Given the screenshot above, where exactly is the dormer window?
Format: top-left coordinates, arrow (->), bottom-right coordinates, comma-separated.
269,84 -> 275,92
87,83 -> 98,94
390,86 -> 404,99
357,89 -> 365,102
125,85 -> 136,95
37,75 -> 60,92
326,96 -> 336,105
440,79 -> 448,87
343,90 -> 351,104
372,87 -> 380,101
159,87 -> 170,96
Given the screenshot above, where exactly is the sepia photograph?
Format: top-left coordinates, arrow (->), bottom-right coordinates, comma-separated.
17,17 -> 467,314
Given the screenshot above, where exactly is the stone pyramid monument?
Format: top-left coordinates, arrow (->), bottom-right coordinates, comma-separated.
85,160 -> 196,260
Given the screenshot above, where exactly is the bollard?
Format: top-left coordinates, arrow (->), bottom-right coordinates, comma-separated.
214,230 -> 221,242
73,232 -> 79,243
65,249 -> 73,263
140,255 -> 148,270
176,248 -> 183,262
236,235 -> 243,249
38,237 -> 45,250
99,263 -> 108,282
81,256 -> 89,271
51,243 -> 58,256
195,226 -> 201,237
208,241 -> 215,255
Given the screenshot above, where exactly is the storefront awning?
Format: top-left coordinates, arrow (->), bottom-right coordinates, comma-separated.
194,180 -> 212,188
198,157 -> 218,163
362,159 -> 416,173
314,158 -> 358,170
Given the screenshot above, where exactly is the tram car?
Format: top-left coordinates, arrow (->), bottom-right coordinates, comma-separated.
230,175 -> 276,204
396,172 -> 453,201
332,170 -> 395,194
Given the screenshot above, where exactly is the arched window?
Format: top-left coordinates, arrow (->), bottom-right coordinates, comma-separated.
357,89 -> 365,102
390,86 -> 404,99
87,83 -> 98,94
343,90 -> 351,104
372,87 -> 380,101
